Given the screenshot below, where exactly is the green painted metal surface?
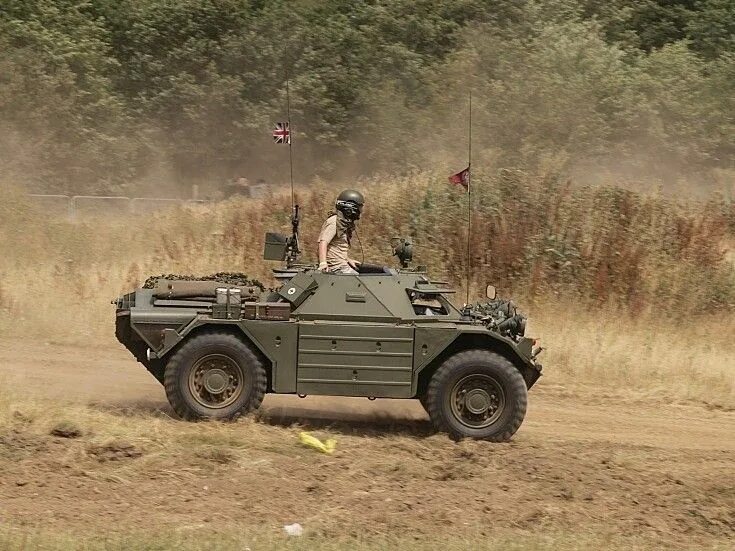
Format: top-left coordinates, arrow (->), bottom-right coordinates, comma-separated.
296,322 -> 414,398
240,320 -> 298,393
115,268 -> 542,398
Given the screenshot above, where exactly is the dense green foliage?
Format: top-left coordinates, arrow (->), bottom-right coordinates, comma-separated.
0,0 -> 733,194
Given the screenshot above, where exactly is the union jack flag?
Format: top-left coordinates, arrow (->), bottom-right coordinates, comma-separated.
272,122 -> 291,144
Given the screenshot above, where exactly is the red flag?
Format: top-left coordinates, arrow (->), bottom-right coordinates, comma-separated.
448,167 -> 469,190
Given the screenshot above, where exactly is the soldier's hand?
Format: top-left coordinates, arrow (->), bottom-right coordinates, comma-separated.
318,261 -> 329,272
348,259 -> 361,270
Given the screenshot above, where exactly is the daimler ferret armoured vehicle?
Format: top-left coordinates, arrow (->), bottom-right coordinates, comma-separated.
114,213 -> 543,441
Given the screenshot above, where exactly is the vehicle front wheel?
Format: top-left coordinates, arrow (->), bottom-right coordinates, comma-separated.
426,349 -> 527,441
164,332 -> 267,421
418,393 -> 430,415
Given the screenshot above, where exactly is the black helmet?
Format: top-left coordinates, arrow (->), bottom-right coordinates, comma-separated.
335,189 -> 365,220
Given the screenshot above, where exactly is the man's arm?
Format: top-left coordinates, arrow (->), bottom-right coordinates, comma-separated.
318,240 -> 329,270
317,218 -> 337,271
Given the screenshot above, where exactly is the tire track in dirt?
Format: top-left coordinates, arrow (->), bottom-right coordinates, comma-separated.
0,340 -> 733,547
2,340 -> 732,451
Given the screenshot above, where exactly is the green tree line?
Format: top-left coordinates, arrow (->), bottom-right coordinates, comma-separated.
0,0 -> 732,194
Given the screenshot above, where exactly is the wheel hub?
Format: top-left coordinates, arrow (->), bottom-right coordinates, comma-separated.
188,354 -> 245,409
465,389 -> 491,414
450,373 -> 506,429
203,368 -> 228,394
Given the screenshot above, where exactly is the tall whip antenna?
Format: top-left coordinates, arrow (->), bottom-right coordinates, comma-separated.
285,69 -> 300,263
286,72 -> 295,212
465,90 -> 472,305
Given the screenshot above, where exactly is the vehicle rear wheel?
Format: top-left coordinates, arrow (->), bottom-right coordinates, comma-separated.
426,349 -> 527,441
164,332 -> 266,421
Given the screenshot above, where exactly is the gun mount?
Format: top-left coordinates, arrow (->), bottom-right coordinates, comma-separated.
263,205 -> 302,268
391,237 -> 413,269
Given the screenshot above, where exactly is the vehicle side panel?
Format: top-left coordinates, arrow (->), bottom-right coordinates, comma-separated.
129,296 -> 196,352
296,322 -> 414,398
412,325 -> 461,392
240,320 -> 298,393
291,274 -> 397,321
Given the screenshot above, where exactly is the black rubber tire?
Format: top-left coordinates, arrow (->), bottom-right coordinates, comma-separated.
418,393 -> 430,415
426,349 -> 527,441
164,332 -> 267,421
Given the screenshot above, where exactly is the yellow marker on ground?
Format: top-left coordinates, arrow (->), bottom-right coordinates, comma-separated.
299,432 -> 337,454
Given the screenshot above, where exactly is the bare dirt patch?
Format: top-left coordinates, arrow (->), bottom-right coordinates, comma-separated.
0,340 -> 733,549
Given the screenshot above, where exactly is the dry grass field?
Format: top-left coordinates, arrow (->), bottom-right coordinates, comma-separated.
0,173 -> 733,549
2,172 -> 733,407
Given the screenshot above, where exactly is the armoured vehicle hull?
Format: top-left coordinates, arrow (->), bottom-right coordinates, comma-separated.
115,270 -> 542,441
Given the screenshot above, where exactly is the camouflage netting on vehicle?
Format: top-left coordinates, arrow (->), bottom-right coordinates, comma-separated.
143,272 -> 265,291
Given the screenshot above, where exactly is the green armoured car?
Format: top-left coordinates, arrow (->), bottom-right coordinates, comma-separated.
114,230 -> 543,441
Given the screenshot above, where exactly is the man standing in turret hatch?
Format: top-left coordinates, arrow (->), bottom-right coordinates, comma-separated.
317,189 -> 364,274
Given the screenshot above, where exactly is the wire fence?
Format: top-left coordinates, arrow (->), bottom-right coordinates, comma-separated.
27,184 -> 270,220
26,195 -> 218,220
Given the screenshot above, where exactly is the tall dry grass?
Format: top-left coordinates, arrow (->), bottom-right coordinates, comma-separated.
1,172 -> 733,406
529,306 -> 735,408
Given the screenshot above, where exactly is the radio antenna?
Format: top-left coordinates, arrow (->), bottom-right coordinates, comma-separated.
285,69 -> 300,264
465,90 -> 472,305
286,72 -> 295,213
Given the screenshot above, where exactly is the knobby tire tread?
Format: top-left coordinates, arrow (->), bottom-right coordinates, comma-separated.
426,349 -> 527,442
164,331 -> 267,421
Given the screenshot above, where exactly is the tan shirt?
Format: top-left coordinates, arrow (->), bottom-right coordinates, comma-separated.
318,215 -> 350,270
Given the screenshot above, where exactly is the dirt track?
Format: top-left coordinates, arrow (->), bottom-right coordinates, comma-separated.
0,340 -> 734,548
